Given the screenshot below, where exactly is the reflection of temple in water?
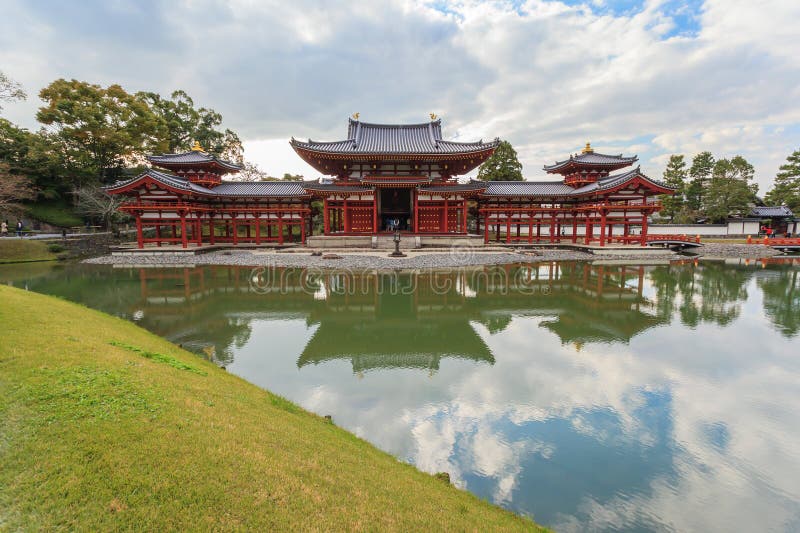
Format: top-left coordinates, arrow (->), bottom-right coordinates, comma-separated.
129,262 -> 664,372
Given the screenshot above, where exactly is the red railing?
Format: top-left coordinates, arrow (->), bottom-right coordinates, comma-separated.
609,234 -> 702,245
748,235 -> 800,246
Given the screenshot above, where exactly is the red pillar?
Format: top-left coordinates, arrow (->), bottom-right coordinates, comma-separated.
599,210 -> 607,247
135,213 -> 143,248
232,217 -> 238,246
180,212 -> 188,249
278,215 -> 284,244
209,217 -> 215,245
640,211 -> 648,246
484,213 -> 489,243
196,218 -> 202,246
505,213 -> 511,244
301,216 -> 306,244
373,194 -> 378,233
585,219 -> 592,245
323,198 -> 330,234
255,216 -> 261,244
414,191 -> 419,234
155,223 -> 161,247
461,199 -> 468,234
444,197 -> 450,233
528,216 -> 533,243
343,198 -> 350,233
572,215 -> 578,243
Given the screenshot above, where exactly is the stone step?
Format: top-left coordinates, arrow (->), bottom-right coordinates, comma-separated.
372,236 -> 421,249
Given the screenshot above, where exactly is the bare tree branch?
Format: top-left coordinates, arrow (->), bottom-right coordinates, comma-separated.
72,184 -> 126,230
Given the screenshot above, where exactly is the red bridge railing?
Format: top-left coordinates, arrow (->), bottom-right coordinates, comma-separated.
609,234 -> 702,245
748,235 -> 800,246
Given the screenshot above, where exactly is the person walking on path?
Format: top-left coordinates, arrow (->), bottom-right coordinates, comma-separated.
16,220 -> 23,237
1,220 -> 8,237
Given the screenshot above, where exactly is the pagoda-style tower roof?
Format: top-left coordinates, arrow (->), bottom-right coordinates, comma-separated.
544,143 -> 638,174
543,142 -> 639,187
290,117 -> 499,176
146,141 -> 242,187
147,142 -> 242,175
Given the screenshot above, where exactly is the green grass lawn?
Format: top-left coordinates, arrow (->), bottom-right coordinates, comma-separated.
0,239 -> 59,263
0,286 -> 546,532
24,200 -> 84,228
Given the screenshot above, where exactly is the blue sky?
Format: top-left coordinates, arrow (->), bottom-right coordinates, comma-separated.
1,0 -> 799,192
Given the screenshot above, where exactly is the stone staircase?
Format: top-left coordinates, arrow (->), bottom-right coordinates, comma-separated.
372,235 -> 421,249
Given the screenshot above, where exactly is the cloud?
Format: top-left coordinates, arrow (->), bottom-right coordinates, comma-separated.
1,0 -> 799,189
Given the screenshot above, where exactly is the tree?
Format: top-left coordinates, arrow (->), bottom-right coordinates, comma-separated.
687,151 -> 714,212
36,79 -> 163,184
0,162 -> 37,216
704,156 -> 758,222
764,148 -> 800,211
0,118 -> 66,199
72,184 -> 127,230
137,90 -> 244,163
0,71 -> 26,111
477,140 -> 523,181
659,154 -> 688,222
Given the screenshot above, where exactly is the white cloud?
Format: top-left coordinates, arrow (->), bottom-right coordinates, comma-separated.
1,0 -> 799,189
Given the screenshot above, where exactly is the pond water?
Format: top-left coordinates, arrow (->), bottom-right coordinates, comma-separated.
2,258 -> 800,532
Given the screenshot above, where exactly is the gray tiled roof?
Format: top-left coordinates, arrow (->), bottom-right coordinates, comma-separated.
292,119 -> 500,155
302,181 -> 372,193
106,171 -> 308,197
105,170 -> 209,194
422,183 -> 488,193
750,206 -> 794,217
212,181 -> 308,197
479,180 -> 577,197
147,150 -> 242,171
573,167 -> 672,194
544,151 -> 638,172
476,168 -> 674,197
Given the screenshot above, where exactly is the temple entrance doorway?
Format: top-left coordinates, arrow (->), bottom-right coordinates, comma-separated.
379,188 -> 412,232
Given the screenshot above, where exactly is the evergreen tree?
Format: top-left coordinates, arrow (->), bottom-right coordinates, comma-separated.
660,154 -> 688,222
137,90 -> 244,163
36,79 -> 163,184
687,151 -> 714,212
704,156 -> 758,222
764,148 -> 800,212
477,140 -> 523,181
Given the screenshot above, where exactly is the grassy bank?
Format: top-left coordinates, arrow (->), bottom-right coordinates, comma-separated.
0,286 -> 545,531
24,199 -> 84,228
0,239 -> 58,263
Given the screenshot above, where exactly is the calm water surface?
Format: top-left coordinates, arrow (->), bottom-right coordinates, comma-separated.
3,259 -> 800,532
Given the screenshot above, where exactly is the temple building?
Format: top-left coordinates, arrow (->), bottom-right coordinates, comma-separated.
106,117 -> 675,248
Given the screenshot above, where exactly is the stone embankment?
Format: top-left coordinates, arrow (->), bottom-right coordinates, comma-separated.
693,243 -> 782,258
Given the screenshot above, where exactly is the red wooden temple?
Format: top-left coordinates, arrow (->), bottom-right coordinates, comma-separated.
106,118 -> 674,248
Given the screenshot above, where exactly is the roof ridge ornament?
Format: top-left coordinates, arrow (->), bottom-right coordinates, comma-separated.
430,113 -> 438,120
582,142 -> 593,154
352,112 -> 359,120
191,140 -> 205,152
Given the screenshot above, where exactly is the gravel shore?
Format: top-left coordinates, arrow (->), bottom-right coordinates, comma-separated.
83,243 -> 791,270
692,242 -> 782,258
